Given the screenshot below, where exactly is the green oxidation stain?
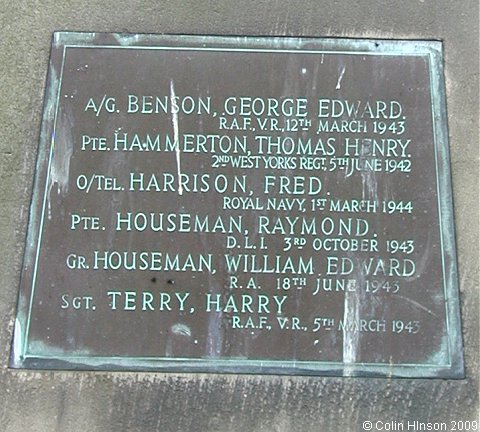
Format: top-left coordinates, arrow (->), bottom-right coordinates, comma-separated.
11,318 -> 24,367
424,333 -> 450,366
54,31 -> 442,57
22,63 -> 59,270
54,32 -> 97,48
27,340 -> 92,358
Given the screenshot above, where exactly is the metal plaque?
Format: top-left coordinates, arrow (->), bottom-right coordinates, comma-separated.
11,32 -> 464,377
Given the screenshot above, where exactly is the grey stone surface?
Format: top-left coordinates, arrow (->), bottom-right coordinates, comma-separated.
0,1 -> 478,431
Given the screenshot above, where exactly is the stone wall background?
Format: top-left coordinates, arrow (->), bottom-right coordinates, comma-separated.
0,1 -> 478,431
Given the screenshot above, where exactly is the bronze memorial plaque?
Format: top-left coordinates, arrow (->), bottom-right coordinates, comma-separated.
11,33 -> 464,377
